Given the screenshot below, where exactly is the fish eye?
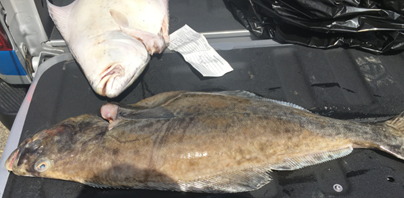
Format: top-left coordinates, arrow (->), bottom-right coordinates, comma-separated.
34,158 -> 52,172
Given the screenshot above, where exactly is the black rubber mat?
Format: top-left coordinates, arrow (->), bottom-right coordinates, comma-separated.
4,44 -> 404,198
0,79 -> 28,129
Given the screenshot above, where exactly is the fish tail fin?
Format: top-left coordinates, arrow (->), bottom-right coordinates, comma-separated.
379,112 -> 404,159
385,112 -> 404,132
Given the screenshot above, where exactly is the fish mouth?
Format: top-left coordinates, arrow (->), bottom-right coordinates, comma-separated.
5,148 -> 19,171
5,138 -> 32,172
118,55 -> 151,94
97,64 -> 126,97
96,56 -> 150,98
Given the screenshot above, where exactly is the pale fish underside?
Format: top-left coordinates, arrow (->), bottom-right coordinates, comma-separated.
47,0 -> 169,98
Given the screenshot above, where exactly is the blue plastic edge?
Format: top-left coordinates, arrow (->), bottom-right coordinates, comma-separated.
0,50 -> 27,76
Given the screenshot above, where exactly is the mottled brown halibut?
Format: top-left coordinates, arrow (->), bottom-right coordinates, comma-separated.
5,91 -> 404,192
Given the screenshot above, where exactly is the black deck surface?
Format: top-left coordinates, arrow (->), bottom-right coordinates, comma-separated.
4,45 -> 404,198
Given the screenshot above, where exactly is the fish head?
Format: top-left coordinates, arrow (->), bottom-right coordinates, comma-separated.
5,114 -> 109,181
5,137 -> 34,176
79,31 -> 150,98
5,127 -> 65,178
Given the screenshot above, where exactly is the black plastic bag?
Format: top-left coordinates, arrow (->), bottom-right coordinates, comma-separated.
225,0 -> 404,53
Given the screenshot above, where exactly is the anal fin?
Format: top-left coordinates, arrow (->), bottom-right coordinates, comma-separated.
176,167 -> 272,193
271,147 -> 353,170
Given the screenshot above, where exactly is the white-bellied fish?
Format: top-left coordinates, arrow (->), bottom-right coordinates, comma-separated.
5,91 -> 404,192
47,0 -> 169,98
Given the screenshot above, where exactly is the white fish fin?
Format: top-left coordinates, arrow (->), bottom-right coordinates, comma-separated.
266,99 -> 310,112
217,90 -> 310,112
176,166 -> 272,193
110,9 -> 129,28
46,0 -> 77,41
270,147 -> 353,171
109,8 -> 165,54
123,28 -> 165,55
110,19 -> 165,54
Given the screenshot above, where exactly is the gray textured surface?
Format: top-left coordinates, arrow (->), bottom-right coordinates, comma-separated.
0,122 -> 9,160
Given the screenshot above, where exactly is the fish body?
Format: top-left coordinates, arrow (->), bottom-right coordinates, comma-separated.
5,91 -> 404,192
47,0 -> 169,98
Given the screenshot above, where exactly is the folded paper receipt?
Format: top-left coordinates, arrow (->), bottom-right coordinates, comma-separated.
168,25 -> 234,77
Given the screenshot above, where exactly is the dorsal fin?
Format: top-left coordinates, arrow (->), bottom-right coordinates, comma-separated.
47,0 -> 78,41
217,90 -> 310,112
101,102 -> 175,130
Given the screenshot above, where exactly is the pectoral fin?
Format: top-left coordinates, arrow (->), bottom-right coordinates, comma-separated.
100,103 -> 120,130
110,9 -> 129,28
123,28 -> 166,55
101,103 -> 175,130
270,147 -> 353,170
110,9 -> 166,55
